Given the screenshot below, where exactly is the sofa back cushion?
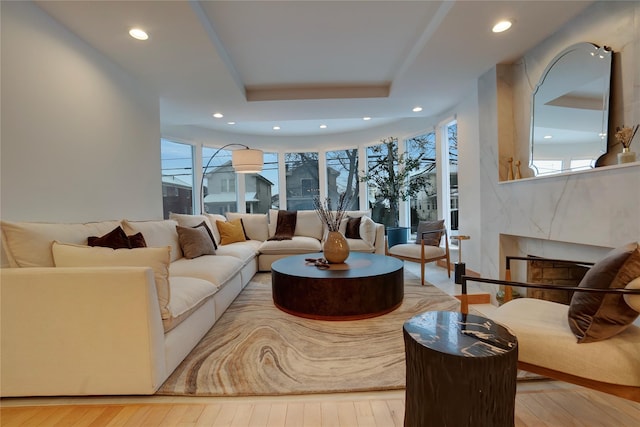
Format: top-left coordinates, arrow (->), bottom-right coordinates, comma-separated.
225,213 -> 269,241
122,219 -> 182,262
52,242 -> 172,320
204,214 -> 226,246
339,215 -> 377,247
268,210 -> 323,241
0,220 -> 122,267
170,213 -> 217,249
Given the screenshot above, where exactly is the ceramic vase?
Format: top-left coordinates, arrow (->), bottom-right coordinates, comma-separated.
323,231 -> 349,263
618,147 -> 637,164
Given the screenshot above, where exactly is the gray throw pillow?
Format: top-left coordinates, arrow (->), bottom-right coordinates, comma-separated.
176,224 -> 216,259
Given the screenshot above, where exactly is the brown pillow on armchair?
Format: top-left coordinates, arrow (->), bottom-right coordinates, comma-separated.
568,242 -> 640,343
415,220 -> 444,246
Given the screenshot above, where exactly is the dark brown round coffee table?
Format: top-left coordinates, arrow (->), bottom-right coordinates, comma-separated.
271,252 -> 404,320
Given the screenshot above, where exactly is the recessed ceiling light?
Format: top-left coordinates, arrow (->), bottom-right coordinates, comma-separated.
320,124 -> 327,129
129,28 -> 149,41
363,117 -> 371,121
213,113 -> 223,118
412,106 -> 423,112
273,126 -> 280,130
227,121 -> 236,125
544,135 -> 552,139
492,20 -> 512,33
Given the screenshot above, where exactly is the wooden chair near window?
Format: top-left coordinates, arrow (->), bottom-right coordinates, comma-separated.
459,247 -> 640,402
387,221 -> 450,286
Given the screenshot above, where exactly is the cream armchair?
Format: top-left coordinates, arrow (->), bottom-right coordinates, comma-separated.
460,247 -> 640,402
387,222 -> 450,285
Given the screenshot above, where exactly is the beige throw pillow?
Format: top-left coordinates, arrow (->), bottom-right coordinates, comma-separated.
51,242 -> 172,320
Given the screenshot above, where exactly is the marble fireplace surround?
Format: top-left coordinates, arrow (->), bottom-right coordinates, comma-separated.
480,162 -> 640,296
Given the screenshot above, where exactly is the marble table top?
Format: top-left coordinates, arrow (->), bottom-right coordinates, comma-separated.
404,311 -> 517,357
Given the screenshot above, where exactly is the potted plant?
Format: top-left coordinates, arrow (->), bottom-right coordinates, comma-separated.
359,136 -> 432,246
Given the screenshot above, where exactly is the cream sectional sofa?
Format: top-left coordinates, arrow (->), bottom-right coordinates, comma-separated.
0,210 -> 384,397
221,209 -> 385,271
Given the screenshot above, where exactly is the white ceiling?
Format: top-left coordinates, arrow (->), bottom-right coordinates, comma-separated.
35,0 -> 594,145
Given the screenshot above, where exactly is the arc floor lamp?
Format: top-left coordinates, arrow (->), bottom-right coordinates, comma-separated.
200,144 -> 263,213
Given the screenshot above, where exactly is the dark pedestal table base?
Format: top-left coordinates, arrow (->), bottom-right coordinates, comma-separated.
403,311 -> 518,427
271,252 -> 404,320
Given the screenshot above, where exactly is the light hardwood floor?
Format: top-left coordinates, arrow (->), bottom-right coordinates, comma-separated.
2,382 -> 640,426
3,263 -> 639,426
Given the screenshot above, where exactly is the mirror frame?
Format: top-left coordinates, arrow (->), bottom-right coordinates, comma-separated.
529,42 -> 612,177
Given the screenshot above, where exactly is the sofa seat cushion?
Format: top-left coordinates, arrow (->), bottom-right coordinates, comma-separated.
388,243 -> 445,260
164,276 -> 219,333
170,255 -> 244,288
122,219 -> 182,262
345,238 -> 375,253
1,220 -> 122,267
258,236 -> 322,255
492,298 -> 640,387
215,240 -> 261,264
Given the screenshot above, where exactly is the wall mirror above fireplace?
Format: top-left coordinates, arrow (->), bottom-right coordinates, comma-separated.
530,42 -> 612,177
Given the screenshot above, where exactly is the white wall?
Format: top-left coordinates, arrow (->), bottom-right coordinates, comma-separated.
473,0 -> 640,286
0,1 -> 162,223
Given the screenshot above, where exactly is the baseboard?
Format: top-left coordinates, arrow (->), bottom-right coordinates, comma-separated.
455,293 -> 491,304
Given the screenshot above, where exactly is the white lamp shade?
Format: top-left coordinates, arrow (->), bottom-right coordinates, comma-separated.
232,148 -> 264,173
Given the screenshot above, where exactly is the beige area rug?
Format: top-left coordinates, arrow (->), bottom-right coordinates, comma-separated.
157,271 -> 461,397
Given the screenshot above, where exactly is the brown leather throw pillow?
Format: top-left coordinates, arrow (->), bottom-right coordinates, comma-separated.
568,242 -> 640,343
268,210 -> 297,241
88,226 -> 147,249
345,217 -> 362,239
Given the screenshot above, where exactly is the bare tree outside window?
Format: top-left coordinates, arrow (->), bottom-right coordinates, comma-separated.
326,149 -> 359,210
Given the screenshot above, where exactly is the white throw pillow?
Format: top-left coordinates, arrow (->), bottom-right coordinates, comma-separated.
51,242 -> 172,320
122,219 -> 181,262
225,213 -> 269,241
359,216 -> 377,246
337,216 -> 376,247
0,220 -> 122,268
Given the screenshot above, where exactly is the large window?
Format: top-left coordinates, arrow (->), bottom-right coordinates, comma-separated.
285,152 -> 318,211
407,132 -> 437,233
245,152 -> 278,213
161,139 -> 193,219
202,146 -> 236,214
326,149 -> 359,210
447,122 -> 458,231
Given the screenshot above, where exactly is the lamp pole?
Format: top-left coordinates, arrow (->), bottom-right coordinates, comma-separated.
200,143 -> 262,213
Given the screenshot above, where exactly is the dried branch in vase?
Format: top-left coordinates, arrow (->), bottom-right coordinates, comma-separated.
312,193 -> 352,232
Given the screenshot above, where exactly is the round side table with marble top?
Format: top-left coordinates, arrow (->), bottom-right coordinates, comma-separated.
403,310 -> 518,427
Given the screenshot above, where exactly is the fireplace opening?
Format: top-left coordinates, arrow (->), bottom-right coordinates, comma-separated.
526,256 -> 590,305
